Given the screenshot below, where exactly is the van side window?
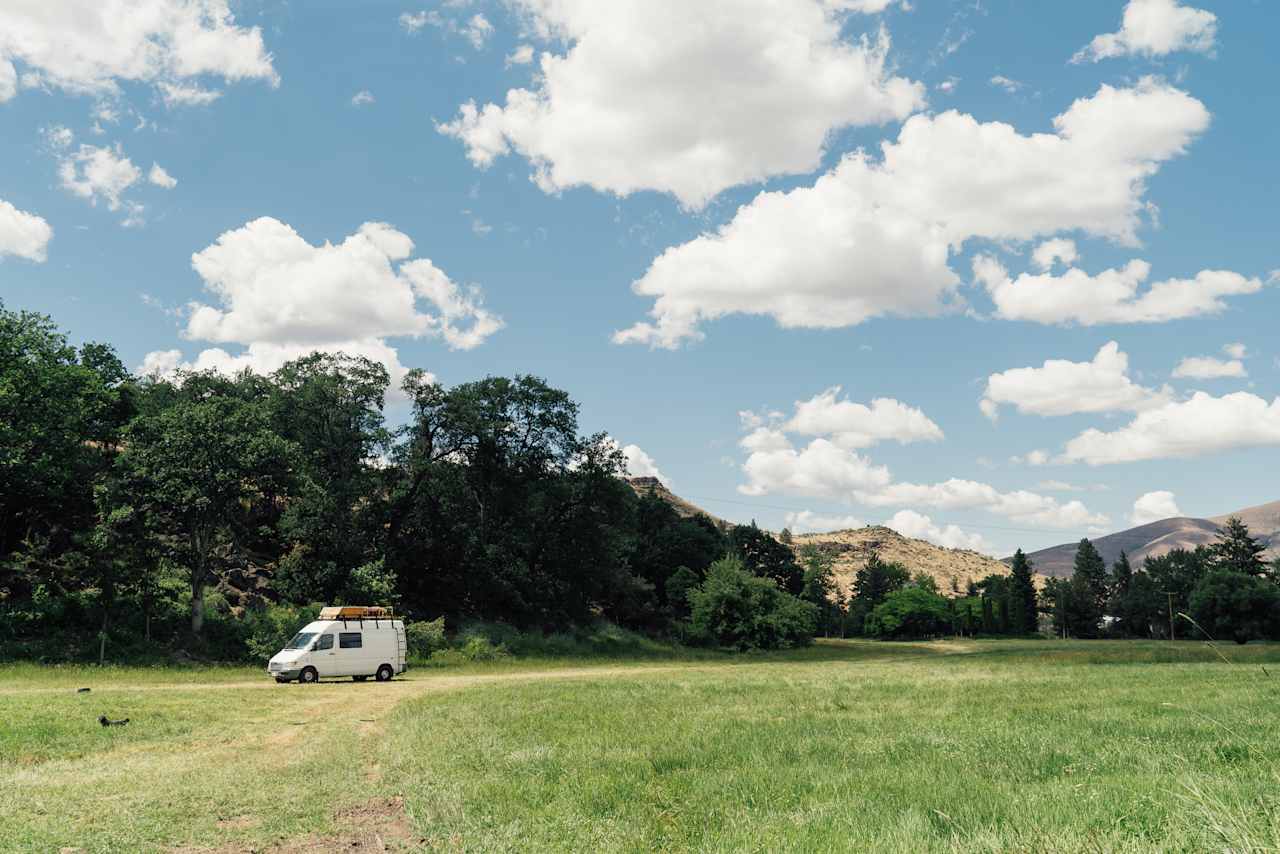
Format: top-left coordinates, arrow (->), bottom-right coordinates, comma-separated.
315,634 -> 333,650
339,632 -> 362,649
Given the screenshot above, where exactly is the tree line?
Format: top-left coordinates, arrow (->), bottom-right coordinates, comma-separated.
1,302 -> 819,660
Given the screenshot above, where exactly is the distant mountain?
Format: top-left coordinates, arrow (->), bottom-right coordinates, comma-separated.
626,477 -> 731,530
1022,500 -> 1280,578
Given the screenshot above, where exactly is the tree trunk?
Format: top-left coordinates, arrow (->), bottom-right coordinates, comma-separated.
98,607 -> 109,667
191,574 -> 205,636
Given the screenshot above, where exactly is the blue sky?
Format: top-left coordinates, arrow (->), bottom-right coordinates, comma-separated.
1,0 -> 1277,557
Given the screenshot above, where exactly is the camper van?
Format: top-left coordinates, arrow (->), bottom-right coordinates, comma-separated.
267,606 -> 407,684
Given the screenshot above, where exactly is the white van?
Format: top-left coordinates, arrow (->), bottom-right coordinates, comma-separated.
267,606 -> 407,684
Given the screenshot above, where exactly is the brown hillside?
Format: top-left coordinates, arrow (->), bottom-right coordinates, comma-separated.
627,477 -> 731,529
792,526 -> 1029,599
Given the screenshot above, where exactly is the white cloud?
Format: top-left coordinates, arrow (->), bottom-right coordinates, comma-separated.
620,443 -> 666,482
981,341 -> 1168,420
505,44 -> 534,66
1074,0 -> 1216,63
886,510 -> 992,553
0,0 -> 277,103
0,198 -> 53,262
58,142 -> 142,211
439,0 -> 924,209
783,510 -> 866,533
1172,355 -> 1246,379
148,162 -> 177,189
976,256 -> 1263,327
157,81 -> 222,107
616,78 -> 1211,348
1031,238 -> 1079,272
855,479 -> 1110,529
142,217 -> 501,386
460,14 -> 493,50
737,396 -> 1105,530
0,58 -> 15,102
936,76 -> 958,93
784,388 -> 944,448
1223,342 -> 1247,360
1130,490 -> 1182,525
989,74 -> 1022,94
351,90 -> 375,107
1061,392 -> 1280,465
399,11 -> 433,33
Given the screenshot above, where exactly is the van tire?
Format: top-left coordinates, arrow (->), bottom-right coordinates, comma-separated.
353,675 -> 368,682
299,667 -> 318,684
375,664 -> 393,682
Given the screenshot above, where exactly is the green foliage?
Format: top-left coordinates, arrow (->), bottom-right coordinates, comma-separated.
686,556 -> 817,650
728,522 -> 803,594
798,545 -> 843,637
406,617 -> 448,658
845,553 -> 910,636
1189,568 -> 1280,644
1008,549 -> 1038,634
1210,516 -> 1269,577
342,558 -> 399,606
864,585 -> 951,639
242,602 -> 324,662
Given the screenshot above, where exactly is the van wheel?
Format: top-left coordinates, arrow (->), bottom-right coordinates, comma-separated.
353,675 -> 368,682
299,667 -> 318,684
375,665 -> 393,682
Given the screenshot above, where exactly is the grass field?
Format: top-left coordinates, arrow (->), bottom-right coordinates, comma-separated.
4,640 -> 1280,852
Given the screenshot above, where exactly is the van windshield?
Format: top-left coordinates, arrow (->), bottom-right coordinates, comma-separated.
285,632 -> 317,650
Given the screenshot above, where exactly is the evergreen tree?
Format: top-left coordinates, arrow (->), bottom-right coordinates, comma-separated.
1008,549 -> 1038,634
981,596 -> 994,634
1108,551 -> 1133,636
1070,539 -> 1108,636
1210,516 -> 1268,577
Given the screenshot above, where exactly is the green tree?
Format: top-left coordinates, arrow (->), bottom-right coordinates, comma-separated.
1210,516 -> 1268,577
117,373 -> 297,637
846,553 -> 910,635
798,544 -> 841,637
270,353 -> 391,602
865,586 -> 951,639
1008,549 -> 1038,634
728,522 -> 803,595
1189,569 -> 1280,644
686,556 -> 817,650
1144,547 -> 1211,634
1067,539 -> 1107,637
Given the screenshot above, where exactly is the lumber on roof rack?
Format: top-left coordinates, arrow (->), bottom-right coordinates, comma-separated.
318,605 -> 394,620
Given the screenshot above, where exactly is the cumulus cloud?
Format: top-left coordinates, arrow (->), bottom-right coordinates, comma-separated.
1172,355 -> 1246,379
616,78 -> 1211,348
439,0 -> 925,209
157,81 -> 223,107
0,198 -> 53,262
783,388 -> 944,448
351,90 -> 375,107
505,44 -> 534,66
57,142 -> 142,211
737,395 -> 1106,530
401,9 -> 492,50
1074,0 -> 1216,63
783,510 -> 866,533
1061,392 -> 1280,465
1130,490 -> 1182,525
141,217 -> 501,387
619,443 -> 666,481
855,479 -> 1110,529
976,254 -> 1264,327
885,510 -> 992,553
148,162 -> 177,189
981,341 -> 1168,420
989,75 -> 1023,94
0,0 -> 277,104
1031,238 -> 1079,272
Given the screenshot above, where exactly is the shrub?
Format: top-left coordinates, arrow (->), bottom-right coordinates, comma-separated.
685,556 -> 817,650
865,586 -> 951,639
406,617 -> 448,658
426,635 -> 510,666
242,602 -> 323,661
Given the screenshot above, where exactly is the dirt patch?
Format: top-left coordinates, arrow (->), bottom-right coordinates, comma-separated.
170,797 -> 418,853
216,816 -> 261,831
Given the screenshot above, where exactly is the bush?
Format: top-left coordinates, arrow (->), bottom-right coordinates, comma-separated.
427,635 -> 510,666
1189,569 -> 1280,644
685,556 -> 817,650
242,602 -> 323,661
406,617 -> 448,658
865,586 -> 951,639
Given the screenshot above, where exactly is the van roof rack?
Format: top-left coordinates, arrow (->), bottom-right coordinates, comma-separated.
319,605 -> 394,620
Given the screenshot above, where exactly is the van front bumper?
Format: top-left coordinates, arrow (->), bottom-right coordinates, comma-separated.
267,664 -> 301,680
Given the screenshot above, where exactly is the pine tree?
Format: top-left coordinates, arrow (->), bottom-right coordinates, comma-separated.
981,596 -> 994,634
1109,551 -> 1134,637
1211,516 -> 1268,577
1008,549 -> 1038,635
